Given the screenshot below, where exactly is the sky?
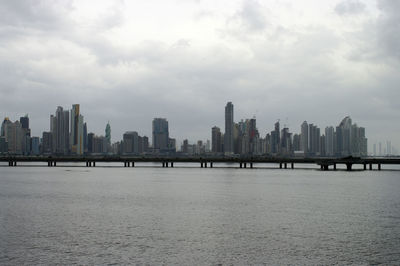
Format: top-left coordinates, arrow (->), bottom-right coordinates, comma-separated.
0,0 -> 399,151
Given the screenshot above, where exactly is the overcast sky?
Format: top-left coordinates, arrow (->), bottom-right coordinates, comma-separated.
0,0 -> 399,151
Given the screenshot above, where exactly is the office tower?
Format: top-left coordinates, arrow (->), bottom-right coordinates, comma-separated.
152,118 -> 169,151
280,127 -> 292,155
270,120 -> 280,154
105,122 -> 111,145
308,124 -> 320,155
300,121 -> 308,154
19,115 -> 31,154
387,141 -> 392,155
92,135 -> 107,153
212,126 -> 222,153
169,138 -> 176,151
52,106 -> 69,155
42,132 -> 53,154
373,143 -> 377,156
335,116 -> 367,157
31,137 -> 40,155
182,139 -> 189,153
293,134 -> 301,151
320,135 -> 326,156
20,115 -> 29,130
1,118 -> 23,154
123,131 -> 139,154
70,104 -> 84,155
0,136 -> 7,153
142,136 -> 149,153
325,127 -> 335,156
87,133 -> 94,153
83,122 -> 88,153
224,102 -> 234,154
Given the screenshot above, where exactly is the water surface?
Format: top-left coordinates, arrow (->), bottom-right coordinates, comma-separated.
1,165 -> 399,264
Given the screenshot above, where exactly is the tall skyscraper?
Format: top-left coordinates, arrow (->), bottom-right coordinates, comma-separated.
271,120 -> 280,154
1,118 -> 23,154
300,121 -> 308,154
52,106 -> 69,154
211,126 -> 222,153
105,122 -> 111,145
325,126 -> 335,156
152,118 -> 169,151
224,102 -> 234,154
70,104 -> 84,155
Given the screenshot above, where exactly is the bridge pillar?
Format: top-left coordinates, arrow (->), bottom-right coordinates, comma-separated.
240,163 -> 242,168
378,164 -> 381,171
53,161 -> 56,167
279,163 -> 282,169
166,162 -> 169,168
48,161 -> 51,167
320,165 -> 323,170
284,163 -> 287,169
250,162 -> 253,168
132,162 -> 135,167
93,162 -> 96,167
14,161 -> 17,166
369,163 -> 372,170
291,162 -> 294,169
244,163 -> 247,168
89,161 -> 92,167
162,162 -> 165,167
363,163 -> 366,170
205,162 -> 207,168
346,163 -> 352,171
170,162 -> 173,168
334,163 -> 337,170
210,162 -> 213,168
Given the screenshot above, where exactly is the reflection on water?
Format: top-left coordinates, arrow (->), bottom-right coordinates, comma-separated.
0,166 -> 399,264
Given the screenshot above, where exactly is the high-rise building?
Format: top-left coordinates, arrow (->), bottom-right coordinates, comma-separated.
300,121 -> 308,154
31,137 -> 40,155
211,126 -> 222,153
83,122 -> 88,153
123,131 -> 139,154
152,118 -> 169,151
271,121 -> 280,154
224,102 -> 234,154
42,132 -> 53,154
325,126 -> 335,156
70,104 -> 84,155
52,106 -> 69,155
1,118 -> 23,154
105,122 -> 111,145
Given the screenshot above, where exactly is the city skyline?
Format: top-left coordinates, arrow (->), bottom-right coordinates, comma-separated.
0,0 -> 399,150
1,102 -> 398,156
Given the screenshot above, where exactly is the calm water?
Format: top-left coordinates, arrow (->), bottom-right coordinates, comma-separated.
1,163 -> 400,265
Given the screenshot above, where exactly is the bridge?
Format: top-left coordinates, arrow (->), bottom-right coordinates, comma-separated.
1,155 -> 400,171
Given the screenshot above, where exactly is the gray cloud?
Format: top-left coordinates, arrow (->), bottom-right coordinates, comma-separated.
0,0 -> 399,150
335,0 -> 366,15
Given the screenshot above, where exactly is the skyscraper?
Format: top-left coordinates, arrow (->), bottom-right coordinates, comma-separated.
325,126 -> 335,156
105,122 -> 111,145
152,118 -> 169,151
211,126 -> 222,153
300,121 -> 308,154
70,104 -> 84,155
52,106 -> 69,154
224,102 -> 234,154
1,118 -> 23,154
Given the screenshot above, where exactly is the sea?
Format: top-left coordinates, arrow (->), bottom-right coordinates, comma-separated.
1,162 -> 400,265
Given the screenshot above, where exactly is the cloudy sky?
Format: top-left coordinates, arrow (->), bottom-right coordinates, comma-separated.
0,0 -> 399,151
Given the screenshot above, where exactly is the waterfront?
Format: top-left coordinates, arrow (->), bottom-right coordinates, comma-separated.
1,165 -> 400,264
